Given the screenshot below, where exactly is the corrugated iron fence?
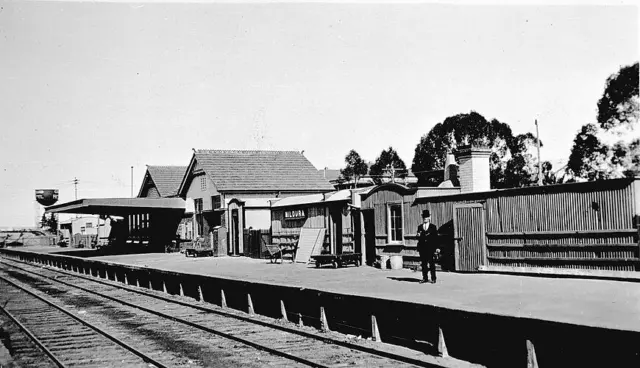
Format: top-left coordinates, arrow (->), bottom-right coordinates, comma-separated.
418,178 -> 640,272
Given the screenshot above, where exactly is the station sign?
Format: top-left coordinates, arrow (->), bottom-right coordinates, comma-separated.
284,209 -> 306,220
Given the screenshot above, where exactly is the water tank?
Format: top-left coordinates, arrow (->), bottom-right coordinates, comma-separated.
35,189 -> 59,206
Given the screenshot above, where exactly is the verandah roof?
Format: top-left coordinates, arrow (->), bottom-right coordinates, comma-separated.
45,198 -> 185,216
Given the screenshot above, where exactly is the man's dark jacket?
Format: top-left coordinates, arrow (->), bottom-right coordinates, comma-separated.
417,222 -> 438,254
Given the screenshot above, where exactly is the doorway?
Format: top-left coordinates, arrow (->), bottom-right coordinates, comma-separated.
453,203 -> 486,272
231,209 -> 240,256
330,207 -> 343,254
363,209 -> 376,265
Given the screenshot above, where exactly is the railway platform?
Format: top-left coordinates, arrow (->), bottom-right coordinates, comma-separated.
3,246 -> 640,367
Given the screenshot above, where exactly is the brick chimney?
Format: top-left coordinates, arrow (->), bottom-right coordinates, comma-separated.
455,145 -> 491,193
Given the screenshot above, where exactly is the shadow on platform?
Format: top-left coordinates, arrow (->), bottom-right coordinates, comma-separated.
387,276 -> 422,283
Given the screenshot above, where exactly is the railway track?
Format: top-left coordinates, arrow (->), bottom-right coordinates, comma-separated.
0,257 -> 468,368
0,275 -> 165,368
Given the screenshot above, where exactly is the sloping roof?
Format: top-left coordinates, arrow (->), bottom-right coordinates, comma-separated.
270,189 -> 357,208
144,166 -> 187,197
45,198 -> 185,216
271,193 -> 326,208
191,150 -> 335,192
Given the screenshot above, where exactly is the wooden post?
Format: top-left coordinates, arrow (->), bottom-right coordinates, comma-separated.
220,289 -> 227,308
526,340 -> 539,368
198,285 -> 204,301
114,272 -> 119,283
280,300 -> 288,322
437,327 -> 449,358
162,281 -> 168,294
320,307 -> 329,332
360,210 -> 366,266
298,313 -> 304,327
105,270 -> 109,280
371,315 -> 381,342
124,273 -> 128,285
136,279 -> 140,288
179,283 -> 185,297
247,294 -> 255,315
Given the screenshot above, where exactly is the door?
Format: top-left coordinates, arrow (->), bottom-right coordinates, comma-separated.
453,204 -> 486,272
363,210 -> 376,265
231,209 -> 240,255
353,210 -> 362,255
330,207 -> 343,254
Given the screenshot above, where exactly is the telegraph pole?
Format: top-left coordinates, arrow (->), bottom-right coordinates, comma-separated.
73,177 -> 79,219
535,119 -> 543,186
131,166 -> 134,198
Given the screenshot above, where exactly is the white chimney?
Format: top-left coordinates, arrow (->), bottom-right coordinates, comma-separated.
455,145 -> 491,193
443,151 -> 459,185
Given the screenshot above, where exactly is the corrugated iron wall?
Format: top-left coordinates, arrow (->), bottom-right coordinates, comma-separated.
484,181 -> 638,271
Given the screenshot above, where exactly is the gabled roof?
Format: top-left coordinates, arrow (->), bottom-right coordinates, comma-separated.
139,166 -> 187,198
179,150 -> 335,194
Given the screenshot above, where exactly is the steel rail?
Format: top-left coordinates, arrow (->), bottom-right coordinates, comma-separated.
1,265 -> 329,368
0,295 -> 66,368
1,256 -> 444,368
0,275 -> 168,368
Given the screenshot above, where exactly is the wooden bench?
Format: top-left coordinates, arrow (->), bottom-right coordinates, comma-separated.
266,244 -> 298,264
311,252 -> 362,268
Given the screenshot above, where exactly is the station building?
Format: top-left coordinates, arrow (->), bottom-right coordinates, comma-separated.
176,150 -> 335,256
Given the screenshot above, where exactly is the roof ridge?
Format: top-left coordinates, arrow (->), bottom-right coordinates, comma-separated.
194,149 -> 303,154
147,165 -> 188,168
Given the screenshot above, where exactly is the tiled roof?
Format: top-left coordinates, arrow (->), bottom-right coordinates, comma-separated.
146,166 -> 188,197
193,150 -> 334,192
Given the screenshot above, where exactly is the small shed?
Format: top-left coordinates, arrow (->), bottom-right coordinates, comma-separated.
359,183 -> 460,268
270,189 -> 361,258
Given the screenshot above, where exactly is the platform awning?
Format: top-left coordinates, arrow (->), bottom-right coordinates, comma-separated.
45,198 -> 186,216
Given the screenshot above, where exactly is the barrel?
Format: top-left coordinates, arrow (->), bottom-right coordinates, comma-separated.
379,255 -> 390,269
389,255 -> 403,270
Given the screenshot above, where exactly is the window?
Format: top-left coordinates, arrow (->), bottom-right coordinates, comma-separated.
388,204 -> 403,243
200,176 -> 207,191
194,198 -> 203,214
212,195 -> 221,209
86,222 -> 93,228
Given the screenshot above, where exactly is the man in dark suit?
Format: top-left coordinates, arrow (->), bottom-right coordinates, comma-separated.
417,209 -> 439,284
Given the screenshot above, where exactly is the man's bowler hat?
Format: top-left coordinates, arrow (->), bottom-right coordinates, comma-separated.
422,210 -> 431,218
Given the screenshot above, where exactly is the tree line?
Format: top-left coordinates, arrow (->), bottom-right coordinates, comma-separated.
340,62 -> 639,189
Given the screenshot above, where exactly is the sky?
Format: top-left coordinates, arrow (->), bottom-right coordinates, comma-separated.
0,1 -> 638,227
